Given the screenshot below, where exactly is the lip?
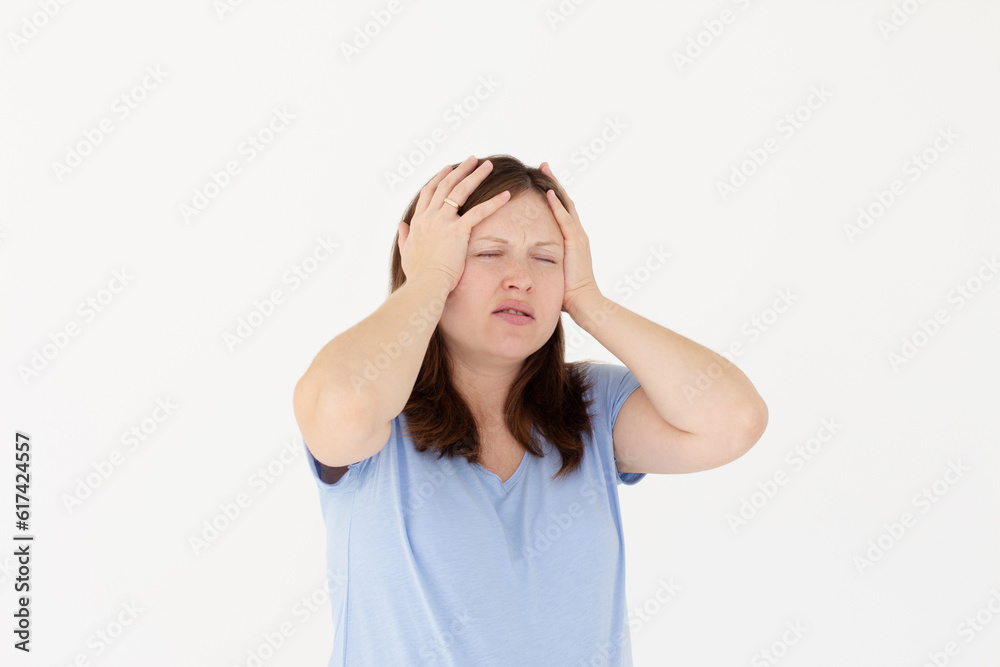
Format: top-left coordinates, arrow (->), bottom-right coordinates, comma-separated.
493,311 -> 533,326
492,300 -> 535,319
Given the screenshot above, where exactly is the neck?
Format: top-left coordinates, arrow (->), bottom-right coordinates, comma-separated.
447,354 -> 522,425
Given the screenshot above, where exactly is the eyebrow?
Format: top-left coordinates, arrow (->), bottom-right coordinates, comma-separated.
472,235 -> 562,247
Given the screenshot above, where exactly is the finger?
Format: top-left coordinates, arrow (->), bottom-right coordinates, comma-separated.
540,162 -> 577,212
545,189 -> 581,242
413,164 -> 454,220
397,220 -> 408,248
545,188 -> 570,224
440,159 -> 497,210
459,189 -> 511,233
540,161 -> 559,188
428,156 -> 481,211
541,161 -> 562,188
432,157 -> 494,212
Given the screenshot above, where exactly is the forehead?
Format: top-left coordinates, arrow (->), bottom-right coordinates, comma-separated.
470,192 -> 560,242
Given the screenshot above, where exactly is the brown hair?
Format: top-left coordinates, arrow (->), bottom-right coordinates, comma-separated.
389,154 -> 596,481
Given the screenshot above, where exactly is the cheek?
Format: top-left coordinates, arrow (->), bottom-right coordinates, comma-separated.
548,267 -> 565,292
443,270 -> 489,313
539,273 -> 564,314
451,268 -> 486,299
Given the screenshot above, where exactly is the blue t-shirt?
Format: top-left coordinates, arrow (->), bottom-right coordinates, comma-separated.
301,362 -> 646,666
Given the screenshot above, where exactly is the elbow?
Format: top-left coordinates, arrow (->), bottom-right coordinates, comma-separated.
293,374 -> 320,420
724,399 -> 769,464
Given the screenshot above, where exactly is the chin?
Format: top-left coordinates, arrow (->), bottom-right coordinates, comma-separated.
492,337 -> 545,359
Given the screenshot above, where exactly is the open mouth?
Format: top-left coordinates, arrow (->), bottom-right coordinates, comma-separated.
492,300 -> 534,325
492,309 -> 533,325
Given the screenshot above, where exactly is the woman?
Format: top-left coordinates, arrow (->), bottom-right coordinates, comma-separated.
293,154 -> 768,665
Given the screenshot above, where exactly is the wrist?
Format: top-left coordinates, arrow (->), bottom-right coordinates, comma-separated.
402,271 -> 454,308
406,270 -> 455,295
566,288 -> 614,330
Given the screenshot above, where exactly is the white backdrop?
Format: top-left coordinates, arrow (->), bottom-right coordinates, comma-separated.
2,1 -> 999,665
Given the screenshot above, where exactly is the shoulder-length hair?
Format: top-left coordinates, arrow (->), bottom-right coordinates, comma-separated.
389,154 -> 596,481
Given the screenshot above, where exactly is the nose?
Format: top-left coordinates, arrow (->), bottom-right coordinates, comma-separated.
502,255 -> 534,292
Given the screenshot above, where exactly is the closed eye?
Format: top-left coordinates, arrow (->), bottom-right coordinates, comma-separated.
477,252 -> 557,264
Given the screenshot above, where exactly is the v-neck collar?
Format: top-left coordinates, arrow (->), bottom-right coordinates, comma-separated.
474,449 -> 531,492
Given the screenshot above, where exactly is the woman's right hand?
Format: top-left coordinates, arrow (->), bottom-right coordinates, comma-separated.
396,156 -> 512,293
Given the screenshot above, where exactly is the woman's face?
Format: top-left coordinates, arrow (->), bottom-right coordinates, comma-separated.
438,191 -> 565,370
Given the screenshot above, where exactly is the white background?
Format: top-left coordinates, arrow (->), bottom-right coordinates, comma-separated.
2,1 -> 999,665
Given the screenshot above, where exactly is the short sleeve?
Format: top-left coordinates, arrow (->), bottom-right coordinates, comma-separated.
589,362 -> 646,486
300,431 -> 380,494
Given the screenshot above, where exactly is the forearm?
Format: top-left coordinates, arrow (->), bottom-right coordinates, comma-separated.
569,289 -> 766,437
296,272 -> 452,428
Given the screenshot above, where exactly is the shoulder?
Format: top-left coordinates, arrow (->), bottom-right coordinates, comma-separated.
580,362 -> 641,422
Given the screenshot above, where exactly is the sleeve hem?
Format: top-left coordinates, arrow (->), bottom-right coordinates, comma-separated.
617,470 -> 647,486
301,438 -> 361,493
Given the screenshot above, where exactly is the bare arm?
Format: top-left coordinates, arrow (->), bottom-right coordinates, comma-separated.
293,156 -> 512,469
293,272 -> 452,467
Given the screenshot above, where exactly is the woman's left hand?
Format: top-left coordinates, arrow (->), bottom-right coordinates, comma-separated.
540,162 -> 603,315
